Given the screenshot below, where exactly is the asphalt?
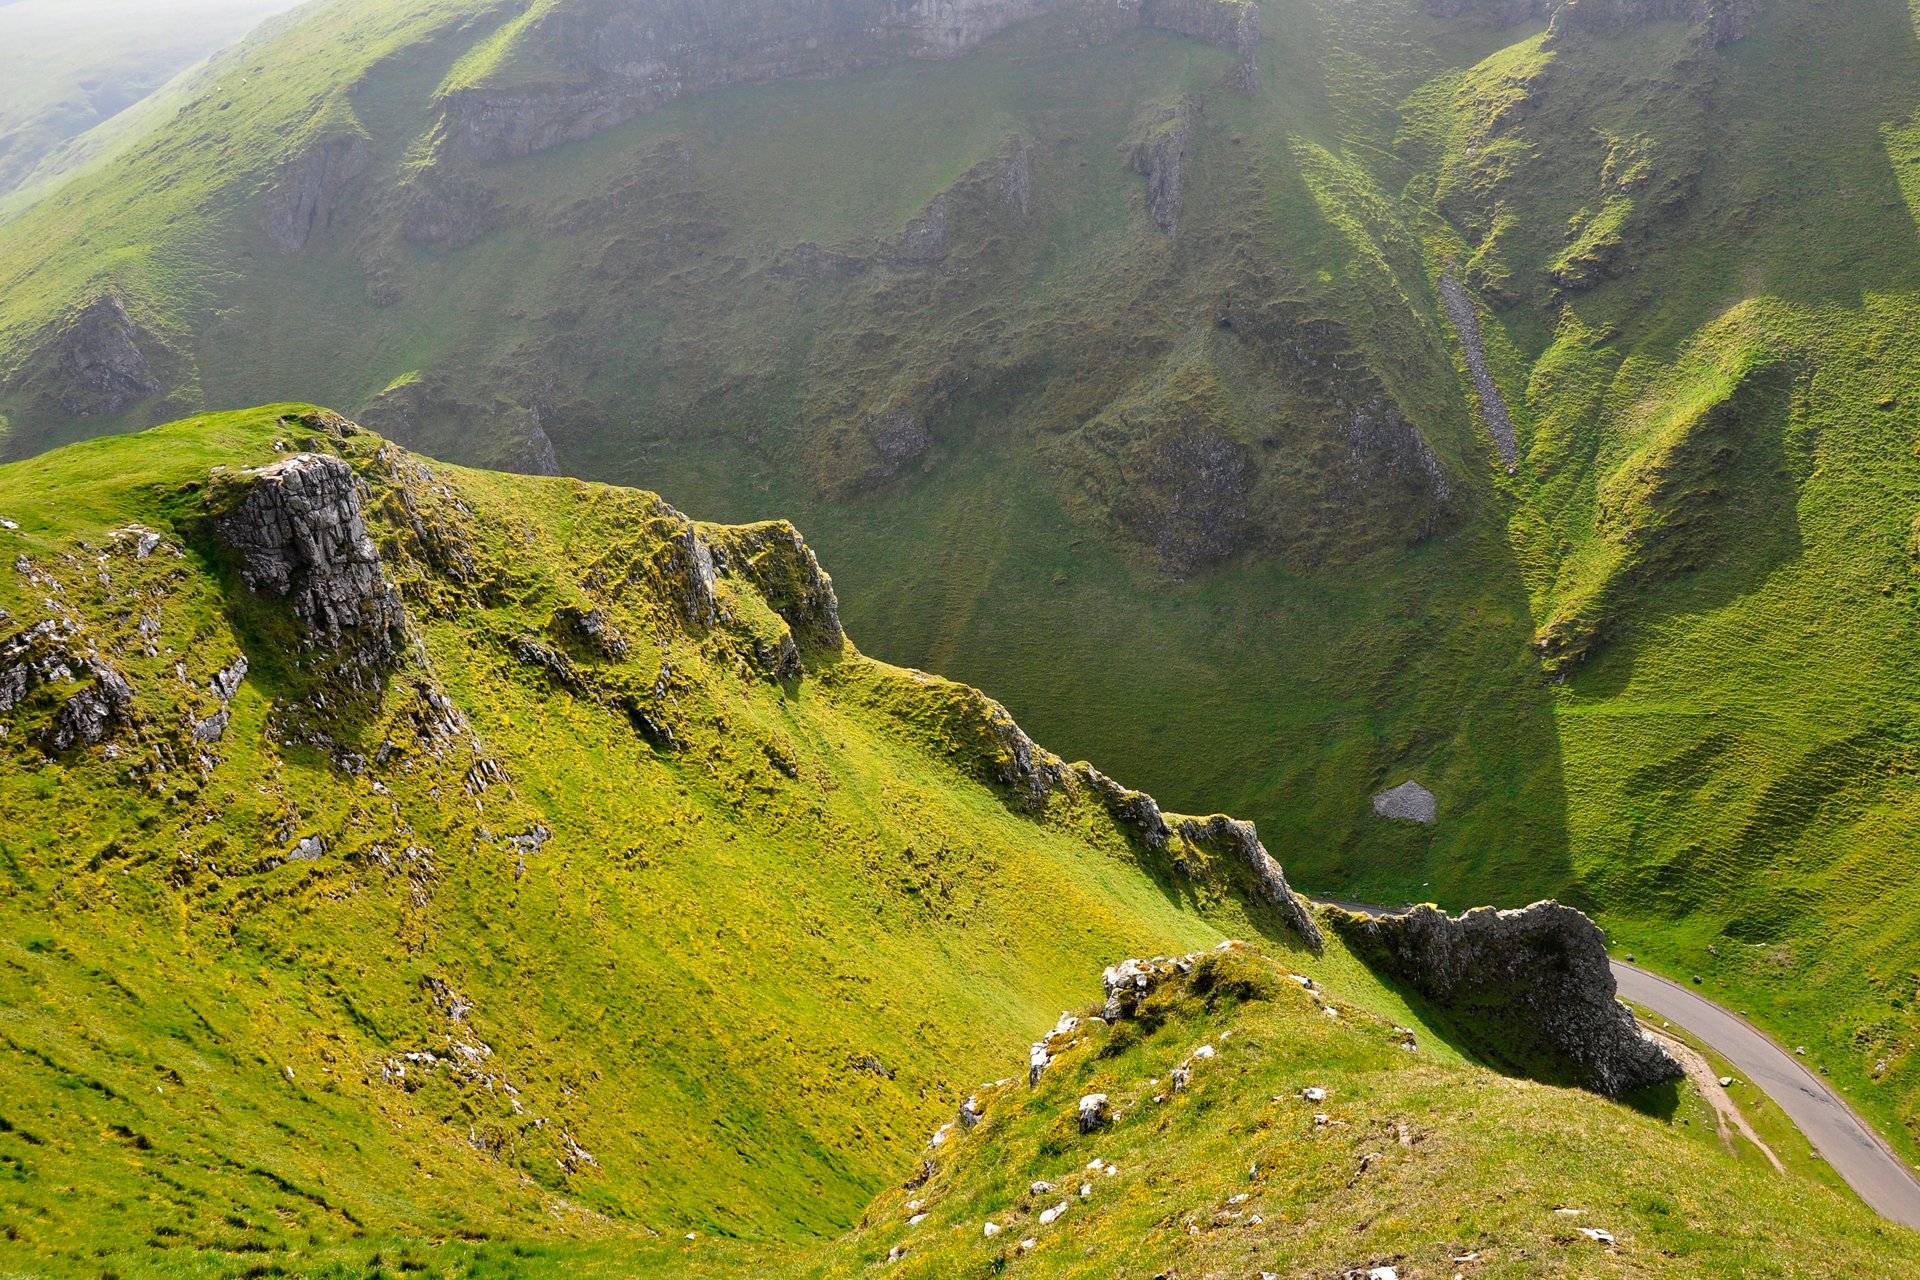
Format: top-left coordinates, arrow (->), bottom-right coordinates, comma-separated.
1612,961 -> 1920,1229
1312,896 -> 1920,1229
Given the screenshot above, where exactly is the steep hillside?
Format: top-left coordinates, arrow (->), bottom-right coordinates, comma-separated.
2,0 -> 1920,1180
0,405 -> 1323,1268
0,0 -> 305,205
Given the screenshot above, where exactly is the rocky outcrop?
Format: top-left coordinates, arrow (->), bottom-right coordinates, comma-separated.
24,294 -> 162,419
41,657 -> 133,753
217,454 -> 405,673
707,520 -> 846,655
436,0 -> 1255,164
262,131 -> 370,255
1176,816 -> 1324,952
1331,901 -> 1682,1098
1,615 -> 136,754
1430,0 -> 1753,45
1122,95 -> 1199,236
1143,0 -> 1258,90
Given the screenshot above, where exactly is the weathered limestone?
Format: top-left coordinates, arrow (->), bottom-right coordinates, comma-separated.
1332,901 -> 1682,1098
218,453 -> 404,671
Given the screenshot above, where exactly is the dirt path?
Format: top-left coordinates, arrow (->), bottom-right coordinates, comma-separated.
1644,1026 -> 1784,1171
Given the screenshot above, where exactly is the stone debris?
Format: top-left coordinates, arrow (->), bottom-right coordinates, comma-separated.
1077,1094 -> 1111,1133
981,1220 -> 1002,1238
1079,1182 -> 1092,1197
906,1212 -> 927,1226
886,1244 -> 905,1263
1578,1227 -> 1617,1244
1439,275 -> 1519,471
1303,1087 -> 1328,1102
1038,1201 -> 1068,1226
1018,1237 -> 1036,1252
1371,779 -> 1438,824
1029,1180 -> 1054,1195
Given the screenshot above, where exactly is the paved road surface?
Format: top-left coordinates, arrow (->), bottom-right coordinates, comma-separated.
1313,897 -> 1920,1228
1612,961 -> 1920,1229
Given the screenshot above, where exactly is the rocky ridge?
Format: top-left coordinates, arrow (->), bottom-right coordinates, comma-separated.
436,0 -> 1260,163
1330,901 -> 1682,1098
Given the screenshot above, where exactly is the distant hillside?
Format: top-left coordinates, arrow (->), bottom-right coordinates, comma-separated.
1,0 -> 1919,1182
0,0 -> 305,202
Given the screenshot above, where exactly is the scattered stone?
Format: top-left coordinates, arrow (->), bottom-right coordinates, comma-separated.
1371,779 -> 1438,824
1578,1227 -> 1616,1244
1719,1076 -> 1735,1088
886,1244 -> 905,1263
1303,1087 -> 1328,1102
982,1221 -> 1002,1238
1038,1201 -> 1068,1226
906,1213 -> 927,1226
1078,1094 -> 1111,1133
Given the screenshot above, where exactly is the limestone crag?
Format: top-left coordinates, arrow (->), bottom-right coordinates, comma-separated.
1176,816 -> 1324,952
218,453 -> 405,672
15,294 -> 163,419
262,131 -> 371,255
1123,95 -> 1199,236
436,0 -> 1256,163
1332,901 -> 1682,1098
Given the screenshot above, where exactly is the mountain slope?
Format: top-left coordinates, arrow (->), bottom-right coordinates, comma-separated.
0,0 -> 306,205
0,405 -> 1320,1264
1,0 -> 1919,1180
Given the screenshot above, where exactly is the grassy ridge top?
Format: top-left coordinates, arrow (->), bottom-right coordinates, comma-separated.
0,406 -> 1313,1270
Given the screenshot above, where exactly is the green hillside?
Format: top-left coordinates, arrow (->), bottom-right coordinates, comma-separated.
1,408 -> 1913,1278
0,405 -> 1329,1272
1,0 -> 1919,1205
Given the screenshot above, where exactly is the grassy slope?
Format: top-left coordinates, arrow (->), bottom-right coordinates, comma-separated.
0,0 -> 305,202
0,0 -> 1918,1187
0,407 -> 1319,1274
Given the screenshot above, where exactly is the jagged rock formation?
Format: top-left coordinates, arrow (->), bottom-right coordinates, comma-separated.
1330,901 -> 1682,1098
13,294 -> 162,419
217,452 -> 405,672
262,131 -> 370,254
1123,95 -> 1198,236
435,0 -> 1256,163
1176,816 -> 1325,952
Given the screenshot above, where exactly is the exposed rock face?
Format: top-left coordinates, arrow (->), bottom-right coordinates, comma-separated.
31,295 -> 161,419
437,0 -> 1255,163
1123,95 -> 1199,236
262,132 -> 370,255
1176,816 -> 1325,953
1143,0 -> 1259,90
1332,901 -> 1682,1098
41,657 -> 133,753
707,520 -> 846,654
1431,0 -> 1753,45
218,454 -> 404,670
1371,779 -> 1437,824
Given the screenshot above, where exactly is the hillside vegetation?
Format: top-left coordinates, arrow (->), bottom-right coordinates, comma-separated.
0,0 -> 1918,1193
0,410 -> 1913,1277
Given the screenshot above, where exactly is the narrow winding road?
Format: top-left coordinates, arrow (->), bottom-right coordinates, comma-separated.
1313,897 -> 1920,1228
1612,961 -> 1920,1229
